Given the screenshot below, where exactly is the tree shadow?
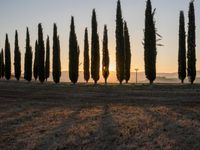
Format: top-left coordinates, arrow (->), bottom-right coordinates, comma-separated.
0,106 -> 58,150
33,106 -> 82,150
58,104 -> 122,150
0,106 -> 51,135
144,106 -> 200,149
92,104 -> 121,150
167,106 -> 200,122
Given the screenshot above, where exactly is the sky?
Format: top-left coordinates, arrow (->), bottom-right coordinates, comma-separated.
0,0 -> 199,73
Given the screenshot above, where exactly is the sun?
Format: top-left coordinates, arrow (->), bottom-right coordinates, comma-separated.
109,63 -> 116,72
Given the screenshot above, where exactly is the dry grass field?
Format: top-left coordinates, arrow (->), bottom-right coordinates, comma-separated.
0,80 -> 200,150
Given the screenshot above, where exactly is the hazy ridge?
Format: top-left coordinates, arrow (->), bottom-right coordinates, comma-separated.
47,71 -> 200,83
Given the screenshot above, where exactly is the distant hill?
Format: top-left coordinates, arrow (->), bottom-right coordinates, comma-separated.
47,71 -> 200,83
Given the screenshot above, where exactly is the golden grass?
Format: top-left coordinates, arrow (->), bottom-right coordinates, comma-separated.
0,81 -> 199,149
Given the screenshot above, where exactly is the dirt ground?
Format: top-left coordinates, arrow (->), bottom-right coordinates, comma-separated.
0,80 -> 200,150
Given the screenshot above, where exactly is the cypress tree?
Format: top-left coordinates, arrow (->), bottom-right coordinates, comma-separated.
91,9 -> 100,84
5,34 -> 11,80
33,40 -> 38,81
178,11 -> 186,84
187,1 -> 196,84
124,21 -> 131,83
84,28 -> 90,83
144,0 -> 157,84
102,25 -> 109,84
24,28 -> 32,82
69,17 -> 79,84
38,23 -> 45,83
1,49 -> 4,78
14,30 -> 21,81
116,0 -> 124,84
45,36 -> 50,81
53,23 -> 61,84
0,49 -> 2,78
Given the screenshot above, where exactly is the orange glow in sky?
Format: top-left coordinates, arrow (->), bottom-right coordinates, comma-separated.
0,0 -> 199,74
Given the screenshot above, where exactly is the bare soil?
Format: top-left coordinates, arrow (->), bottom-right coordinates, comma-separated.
0,80 -> 200,150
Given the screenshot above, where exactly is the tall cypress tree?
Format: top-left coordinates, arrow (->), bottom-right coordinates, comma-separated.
116,0 -> 124,84
14,30 -> 21,81
33,40 -> 38,81
24,28 -> 32,82
178,11 -> 186,83
38,23 -> 45,83
124,21 -> 131,83
69,17 -> 79,84
102,25 -> 109,84
187,1 -> 196,84
1,49 -> 4,78
5,34 -> 11,80
45,36 -> 50,81
84,28 -> 90,83
91,9 -> 100,84
53,23 -> 61,84
0,49 -> 2,78
144,0 -> 157,84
